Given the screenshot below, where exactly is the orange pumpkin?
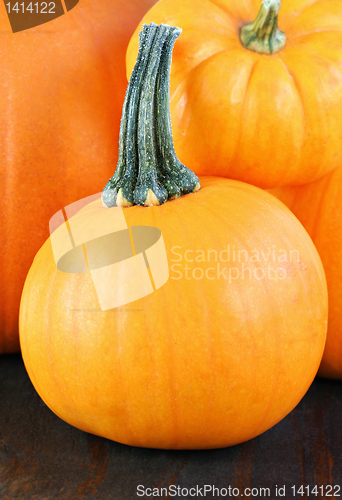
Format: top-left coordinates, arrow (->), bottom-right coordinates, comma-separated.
0,0 -> 157,353
271,167 -> 342,379
19,24 -> 328,449
127,0 -> 342,189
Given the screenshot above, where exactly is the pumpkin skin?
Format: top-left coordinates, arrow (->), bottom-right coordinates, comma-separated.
0,0 -> 157,353
127,0 -> 342,189
19,178 -> 328,449
271,167 -> 342,379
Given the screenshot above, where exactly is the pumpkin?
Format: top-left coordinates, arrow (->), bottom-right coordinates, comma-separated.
127,0 -> 342,189
19,24 -> 328,450
271,167 -> 342,379
0,0 -> 157,353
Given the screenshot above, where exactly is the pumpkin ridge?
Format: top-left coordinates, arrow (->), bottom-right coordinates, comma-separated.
231,58 -> 258,168
277,58 -> 305,121
276,58 -> 306,180
289,29 -> 342,42
297,0 -> 342,16
288,41 -> 342,70
307,173 -> 335,244
170,47 -> 239,99
207,0 -> 249,25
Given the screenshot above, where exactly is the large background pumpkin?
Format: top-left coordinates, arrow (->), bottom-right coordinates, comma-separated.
0,0 -> 157,353
271,167 -> 342,380
127,0 -> 342,189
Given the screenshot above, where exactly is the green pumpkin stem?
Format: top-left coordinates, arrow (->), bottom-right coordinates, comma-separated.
102,23 -> 200,208
240,0 -> 286,55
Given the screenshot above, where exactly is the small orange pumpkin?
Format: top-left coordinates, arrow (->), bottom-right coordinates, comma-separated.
127,0 -> 342,188
19,24 -> 328,449
271,167 -> 342,379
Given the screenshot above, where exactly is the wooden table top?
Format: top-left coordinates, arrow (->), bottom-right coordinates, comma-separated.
1,354 -> 341,499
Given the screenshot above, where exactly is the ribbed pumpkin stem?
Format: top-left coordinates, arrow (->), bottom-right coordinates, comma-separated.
102,23 -> 200,208
240,0 -> 286,55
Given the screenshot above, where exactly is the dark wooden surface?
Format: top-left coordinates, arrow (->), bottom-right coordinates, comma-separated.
1,354 -> 342,500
